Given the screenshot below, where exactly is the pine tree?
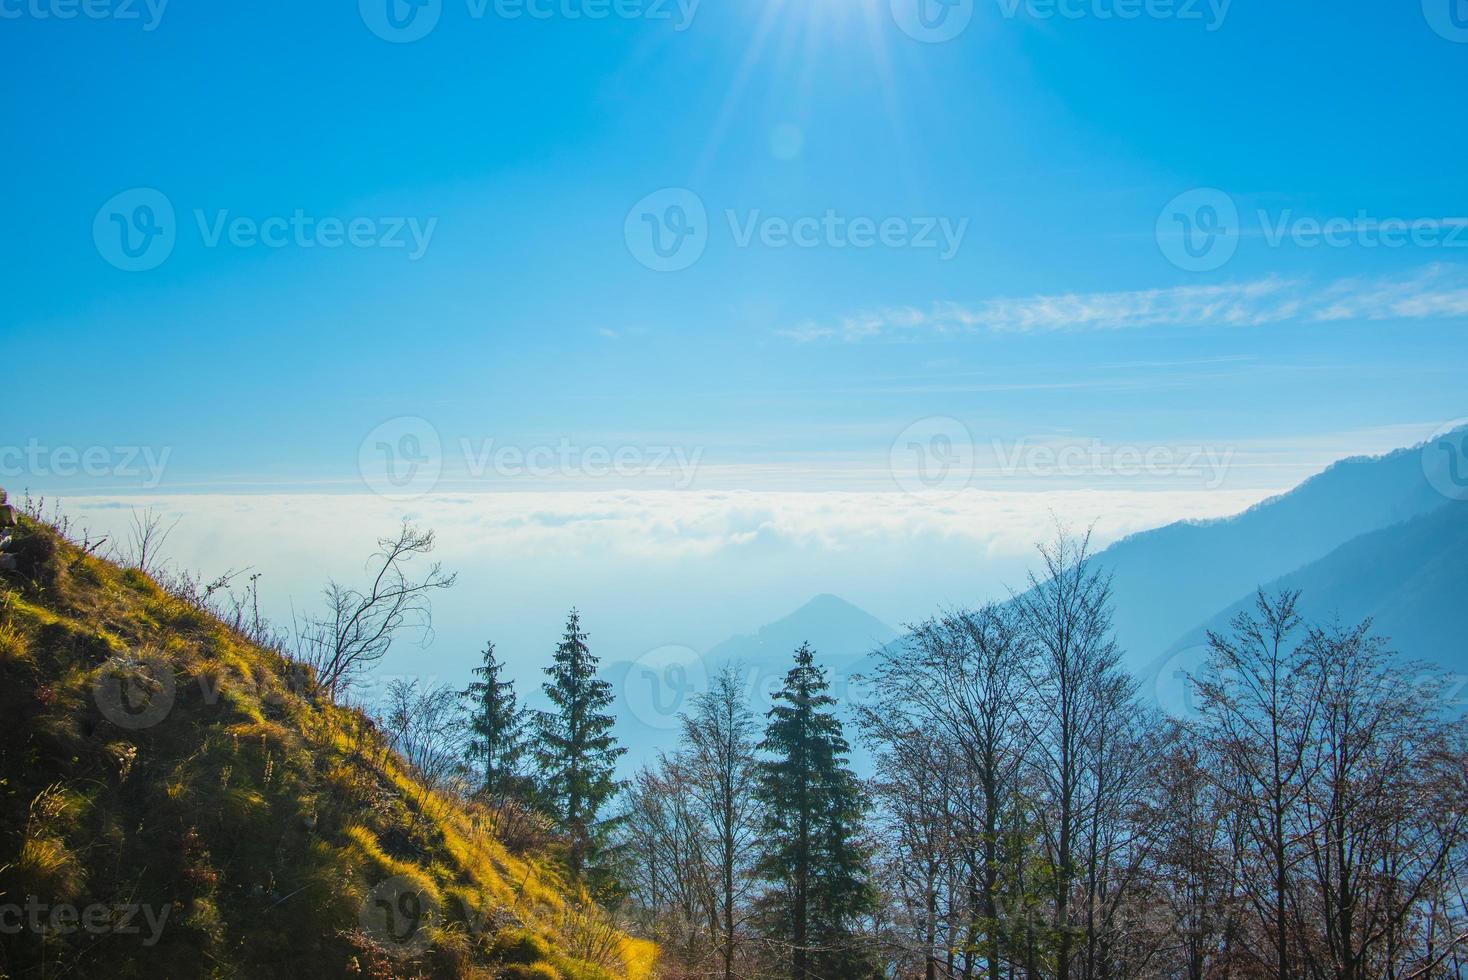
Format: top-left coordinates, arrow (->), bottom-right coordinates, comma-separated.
533,609 -> 626,883
756,643 -> 879,980
462,640 -> 529,800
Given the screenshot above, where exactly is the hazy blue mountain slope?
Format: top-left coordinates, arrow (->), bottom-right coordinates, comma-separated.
1159,500 -> 1468,675
1090,434 -> 1459,668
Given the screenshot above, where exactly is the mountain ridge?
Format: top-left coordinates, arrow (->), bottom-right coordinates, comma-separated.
1085,430 -> 1462,667
1158,499 -> 1468,670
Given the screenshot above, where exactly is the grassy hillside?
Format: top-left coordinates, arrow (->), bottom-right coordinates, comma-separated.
0,507 -> 657,979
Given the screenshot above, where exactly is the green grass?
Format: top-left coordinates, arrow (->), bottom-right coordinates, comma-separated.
0,514 -> 658,980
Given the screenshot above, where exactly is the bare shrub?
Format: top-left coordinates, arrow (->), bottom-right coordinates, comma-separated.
292,522 -> 456,700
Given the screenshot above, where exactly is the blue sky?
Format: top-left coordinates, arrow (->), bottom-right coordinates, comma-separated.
4,0 -> 1467,493
3,0 -> 1467,736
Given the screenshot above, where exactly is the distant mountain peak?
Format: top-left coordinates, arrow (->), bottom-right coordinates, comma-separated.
760,593 -> 893,635
705,594 -> 897,667
789,592 -> 874,618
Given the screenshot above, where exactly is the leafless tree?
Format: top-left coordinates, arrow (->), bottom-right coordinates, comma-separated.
1143,733 -> 1249,980
681,663 -> 762,980
124,505 -> 179,574
611,532 -> 1468,980
861,604 -> 1032,979
378,678 -> 469,818
619,759 -> 721,970
1187,594 -> 1468,980
1291,623 -> 1466,980
616,665 -> 766,979
1193,589 -> 1321,978
293,523 -> 456,700
1074,672 -> 1165,980
863,726 -> 965,980
1012,527 -> 1135,980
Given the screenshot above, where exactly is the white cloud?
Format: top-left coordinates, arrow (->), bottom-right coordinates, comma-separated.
46,489 -> 1272,669
57,489 -> 1270,570
783,264 -> 1468,342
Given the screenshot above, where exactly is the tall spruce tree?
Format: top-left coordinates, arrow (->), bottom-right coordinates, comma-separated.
756,643 -> 879,980
462,640 -> 529,800
533,609 -> 626,883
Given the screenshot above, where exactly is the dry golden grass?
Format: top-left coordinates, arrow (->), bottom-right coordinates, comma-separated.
0,512 -> 660,980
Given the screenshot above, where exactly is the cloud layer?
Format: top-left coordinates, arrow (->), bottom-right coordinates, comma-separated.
782,264 -> 1468,342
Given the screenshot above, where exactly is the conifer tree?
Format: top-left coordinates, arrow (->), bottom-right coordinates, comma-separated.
533,609 -> 626,882
756,643 -> 879,980
462,640 -> 529,800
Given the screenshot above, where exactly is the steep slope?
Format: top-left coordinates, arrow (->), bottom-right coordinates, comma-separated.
1088,431 -> 1461,668
1156,499 -> 1468,678
0,507 -> 656,980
